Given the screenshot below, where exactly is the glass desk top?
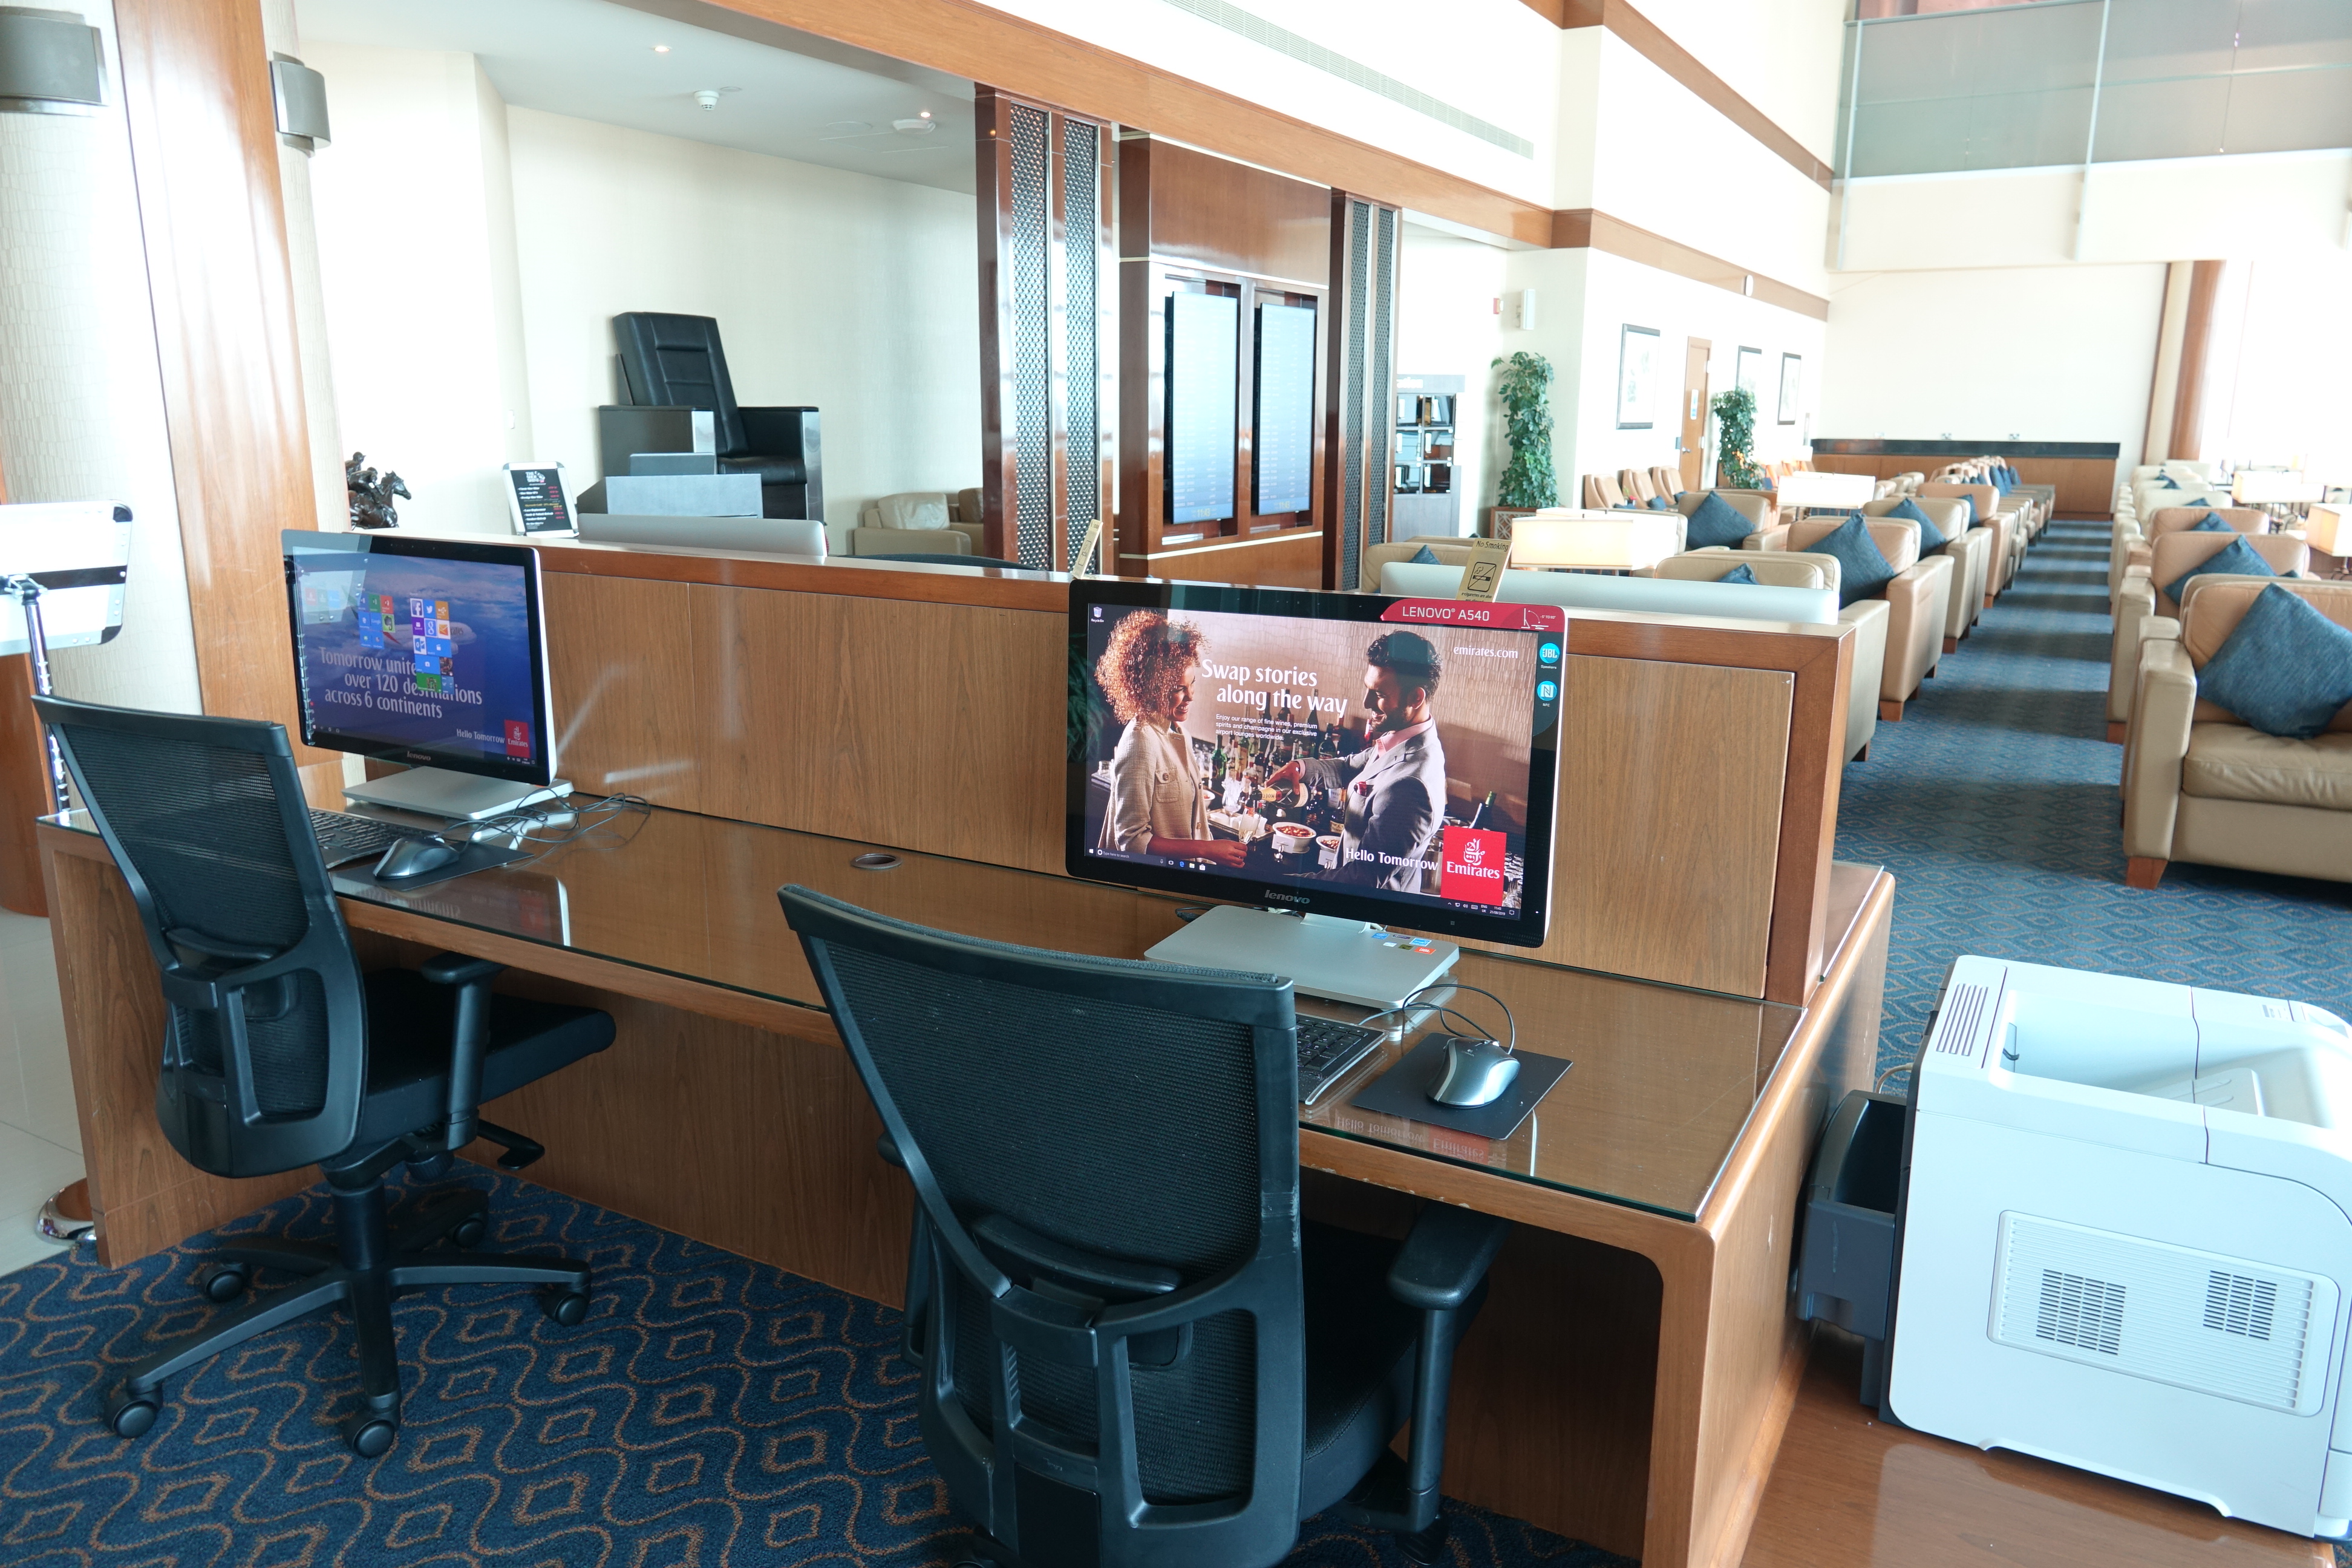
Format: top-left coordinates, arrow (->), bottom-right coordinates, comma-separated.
56,801 -> 1823,1223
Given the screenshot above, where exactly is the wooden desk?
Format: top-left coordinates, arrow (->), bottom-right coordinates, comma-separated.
41,800 -> 1886,1568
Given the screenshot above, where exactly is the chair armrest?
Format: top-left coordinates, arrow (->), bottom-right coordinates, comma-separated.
737,405 -> 815,459
2123,639 -> 2197,860
422,951 -> 505,1151
1388,1204 -> 1513,1312
2108,574 -> 2158,724
1878,557 -> 1949,701
1743,526 -> 1792,552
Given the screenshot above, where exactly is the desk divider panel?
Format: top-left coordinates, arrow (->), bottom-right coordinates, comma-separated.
537,552 -> 1846,1001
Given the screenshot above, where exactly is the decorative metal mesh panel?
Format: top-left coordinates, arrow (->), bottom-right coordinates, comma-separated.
1341,201 -> 1370,590
1062,119 -> 1100,569
1009,104 -> 1053,570
1367,205 -> 1397,554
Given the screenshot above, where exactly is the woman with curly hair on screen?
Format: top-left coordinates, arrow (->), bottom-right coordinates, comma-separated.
1094,611 -> 1250,869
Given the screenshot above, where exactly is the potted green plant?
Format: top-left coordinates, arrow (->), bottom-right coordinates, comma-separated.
1711,385 -> 1764,491
1488,350 -> 1556,538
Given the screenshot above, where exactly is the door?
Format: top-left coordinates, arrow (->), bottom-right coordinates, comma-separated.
1678,338 -> 1711,493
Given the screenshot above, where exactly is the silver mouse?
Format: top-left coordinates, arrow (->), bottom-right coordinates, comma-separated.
1428,1035 -> 1520,1108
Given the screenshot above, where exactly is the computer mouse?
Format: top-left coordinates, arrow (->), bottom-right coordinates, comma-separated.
1429,1035 -> 1520,1108
374,837 -> 462,881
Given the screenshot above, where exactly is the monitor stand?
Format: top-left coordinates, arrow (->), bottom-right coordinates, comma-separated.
343,766 -> 572,823
1145,906 -> 1459,1011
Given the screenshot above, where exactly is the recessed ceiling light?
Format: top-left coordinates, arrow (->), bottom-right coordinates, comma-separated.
919,110 -> 932,119
892,117 -> 936,135
652,44 -> 670,53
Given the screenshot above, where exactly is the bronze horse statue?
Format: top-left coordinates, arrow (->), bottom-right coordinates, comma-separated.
345,452 -> 410,530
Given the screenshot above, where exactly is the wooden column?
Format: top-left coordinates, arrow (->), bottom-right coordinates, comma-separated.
113,0 -> 324,746
2168,259 -> 2227,463
975,87 -> 1114,572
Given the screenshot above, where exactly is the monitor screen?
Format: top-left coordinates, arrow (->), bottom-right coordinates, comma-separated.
1068,580 -> 1563,947
1165,291 -> 1238,527
282,531 -> 554,786
1252,301 -> 1315,516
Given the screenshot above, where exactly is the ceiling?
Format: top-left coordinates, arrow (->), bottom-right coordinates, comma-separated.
293,0 -> 978,194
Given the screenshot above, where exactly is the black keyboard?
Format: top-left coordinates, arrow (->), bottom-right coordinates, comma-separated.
310,808 -> 433,869
1298,1015 -> 1386,1106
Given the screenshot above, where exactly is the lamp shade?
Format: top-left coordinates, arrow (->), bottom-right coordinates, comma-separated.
0,6 -> 103,113
2304,505 -> 2352,558
1774,470 -> 1876,510
2231,471 -> 2325,506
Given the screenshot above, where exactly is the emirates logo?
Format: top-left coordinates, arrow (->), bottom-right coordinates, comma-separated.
1460,838 -> 1485,867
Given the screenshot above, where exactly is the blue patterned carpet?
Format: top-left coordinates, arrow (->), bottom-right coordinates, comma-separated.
1838,515 -> 2352,1079
0,1166 -> 1627,1567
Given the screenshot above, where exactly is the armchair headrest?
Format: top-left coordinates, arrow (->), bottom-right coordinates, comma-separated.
2147,505 -> 2265,538
2148,531 -> 2311,612
1786,514 -> 1920,573
2179,579 -> 2352,731
1653,549 -> 1836,593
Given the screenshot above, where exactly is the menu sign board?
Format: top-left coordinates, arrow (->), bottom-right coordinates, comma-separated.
1253,302 -> 1315,517
1165,292 -> 1238,528
503,462 -> 575,537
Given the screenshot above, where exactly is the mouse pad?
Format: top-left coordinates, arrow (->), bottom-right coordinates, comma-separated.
1348,1036 -> 1572,1142
341,839 -> 531,892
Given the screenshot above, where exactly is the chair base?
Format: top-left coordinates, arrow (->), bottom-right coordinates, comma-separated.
2125,855 -> 2167,890
2106,720 -> 2128,744
1944,636 -> 1959,655
1880,699 -> 1905,722
105,1180 -> 589,1455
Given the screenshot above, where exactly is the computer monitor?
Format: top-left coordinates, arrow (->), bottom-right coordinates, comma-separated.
1068,578 -> 1563,1008
282,530 -> 566,821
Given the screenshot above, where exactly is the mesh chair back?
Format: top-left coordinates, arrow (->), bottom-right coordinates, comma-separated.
613,312 -> 747,457
36,698 -> 366,1177
780,886 -> 1308,1568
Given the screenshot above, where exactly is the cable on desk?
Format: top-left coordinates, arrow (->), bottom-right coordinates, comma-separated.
1357,981 -> 1516,1054
460,792 -> 652,854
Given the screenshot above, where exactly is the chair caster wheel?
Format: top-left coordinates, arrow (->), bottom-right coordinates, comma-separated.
540,1286 -> 590,1327
953,1532 -> 1010,1567
345,1412 -> 399,1457
1396,1517 -> 1450,1565
106,1390 -> 159,1439
195,1262 -> 250,1303
448,1216 -> 486,1250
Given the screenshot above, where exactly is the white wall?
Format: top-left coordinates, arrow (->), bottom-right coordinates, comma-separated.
306,44 -> 533,535
1585,32 -> 1835,295
1626,0 -> 1849,162
978,0 -> 1561,208
1567,251 -> 1826,494
1396,229 -> 1508,532
1820,263 -> 2166,474
0,0 -> 199,713
1838,149 -> 2352,272
505,108 -> 981,549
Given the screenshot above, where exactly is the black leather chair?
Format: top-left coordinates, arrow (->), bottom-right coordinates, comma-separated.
611,311 -> 822,520
36,697 -> 616,1458
779,886 -> 1511,1568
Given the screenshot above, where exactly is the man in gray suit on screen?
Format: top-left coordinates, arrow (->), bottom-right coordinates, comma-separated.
1268,630 -> 1448,892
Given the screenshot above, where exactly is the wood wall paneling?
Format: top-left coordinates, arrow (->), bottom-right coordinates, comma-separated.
1116,139 -> 1336,586
533,555 -> 1851,1001
1125,529 -> 1325,587
1540,656 -> 1788,997
113,0 -> 325,752
0,654 -> 47,916
1811,454 -> 2117,516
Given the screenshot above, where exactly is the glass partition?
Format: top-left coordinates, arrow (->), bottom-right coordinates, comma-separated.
1841,0 -> 2352,178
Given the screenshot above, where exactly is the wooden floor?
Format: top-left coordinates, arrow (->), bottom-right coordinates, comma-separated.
1741,1330 -> 2333,1568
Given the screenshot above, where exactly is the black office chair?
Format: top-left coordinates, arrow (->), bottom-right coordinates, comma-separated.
779,886 -> 1510,1568
35,697 -> 616,1457
863,551 -> 1028,570
612,311 -> 822,520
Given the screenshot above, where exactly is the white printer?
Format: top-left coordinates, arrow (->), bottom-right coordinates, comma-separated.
1886,955 -> 2352,1537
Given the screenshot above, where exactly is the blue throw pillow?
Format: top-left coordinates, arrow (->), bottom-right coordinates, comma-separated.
1409,543 -> 1441,564
1887,496 -> 1947,550
1614,501 -> 1640,511
2158,475 -> 2180,488
1685,490 -> 1752,550
1647,495 -> 1672,510
2163,534 -> 2276,604
1811,512 -> 1898,607
2187,509 -> 2233,533
1716,562 -> 1759,585
2197,584 -> 2352,739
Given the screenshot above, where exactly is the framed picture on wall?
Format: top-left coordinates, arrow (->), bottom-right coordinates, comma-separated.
1616,324 -> 1659,429
1777,353 -> 1801,425
1735,346 -> 1763,404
